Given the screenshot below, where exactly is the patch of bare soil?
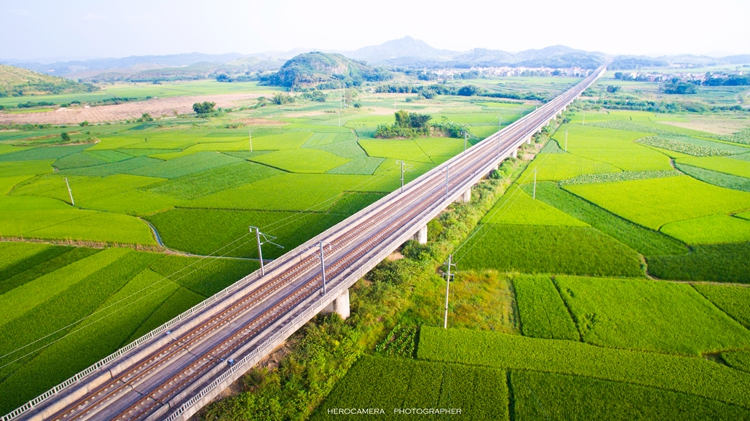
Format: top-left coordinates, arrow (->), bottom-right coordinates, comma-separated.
235,118 -> 287,126
282,110 -> 328,118
387,251 -> 405,261
661,118 -> 750,136
0,93 -> 267,125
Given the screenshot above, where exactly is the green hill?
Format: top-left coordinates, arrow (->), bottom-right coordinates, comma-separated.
0,64 -> 99,97
267,52 -> 392,88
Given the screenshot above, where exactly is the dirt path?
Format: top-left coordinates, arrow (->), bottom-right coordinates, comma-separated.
0,93 -> 268,125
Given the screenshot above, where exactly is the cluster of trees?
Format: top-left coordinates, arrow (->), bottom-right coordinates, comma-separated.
431,118 -> 470,138
614,72 -> 651,82
301,90 -> 326,102
215,73 -> 256,83
271,93 -> 294,105
193,101 -> 216,116
480,91 -> 547,101
374,84 -> 482,97
375,110 -> 432,138
17,101 -> 55,108
135,113 -> 154,122
374,83 -> 544,101
703,74 -> 750,86
586,98 -> 745,113
0,80 -> 98,98
662,81 -> 698,94
375,111 -> 471,139
457,85 -> 480,96
100,97 -> 137,105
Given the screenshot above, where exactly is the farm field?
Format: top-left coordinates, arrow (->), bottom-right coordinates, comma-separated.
309,105 -> 750,421
0,79 -> 537,413
6,66 -> 750,421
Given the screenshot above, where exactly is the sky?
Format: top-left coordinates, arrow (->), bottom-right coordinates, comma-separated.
1,0 -> 748,61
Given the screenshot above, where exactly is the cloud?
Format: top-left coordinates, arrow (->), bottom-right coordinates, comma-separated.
83,13 -> 107,20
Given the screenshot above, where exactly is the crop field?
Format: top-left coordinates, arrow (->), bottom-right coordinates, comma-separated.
512,275 -> 579,340
693,284 -> 750,329
1,84 -> 529,412
555,276 -> 750,355
304,107 -> 748,420
6,70 -> 750,420
677,155 -> 750,178
510,370 -> 750,421
660,214 -> 750,244
456,225 -> 644,277
552,124 -> 672,171
675,162 -> 750,193
311,356 -> 508,421
480,185 -> 588,226
564,176 -> 750,231
0,246 -> 257,412
526,182 -> 687,255
418,327 -> 750,409
648,242 -> 750,283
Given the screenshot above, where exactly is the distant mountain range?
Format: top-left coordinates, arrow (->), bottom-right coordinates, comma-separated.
2,37 -> 749,82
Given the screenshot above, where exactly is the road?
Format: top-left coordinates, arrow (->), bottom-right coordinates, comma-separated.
5,65 -> 606,421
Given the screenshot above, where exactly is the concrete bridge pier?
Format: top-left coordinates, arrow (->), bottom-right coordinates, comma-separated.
413,225 -> 428,244
323,289 -> 350,319
512,149 -> 518,158
526,136 -> 532,145
456,187 -> 471,203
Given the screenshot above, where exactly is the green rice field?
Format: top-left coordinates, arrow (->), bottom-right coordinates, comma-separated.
313,105 -> 750,421
6,71 -> 750,420
0,82 -> 534,413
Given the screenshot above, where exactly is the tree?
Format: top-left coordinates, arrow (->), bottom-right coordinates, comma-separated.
409,113 -> 431,128
271,93 -> 294,105
310,90 -> 326,102
663,82 -> 697,95
457,85 -> 480,96
394,110 -> 411,128
193,101 -> 216,116
79,120 -> 89,127
61,132 -> 70,142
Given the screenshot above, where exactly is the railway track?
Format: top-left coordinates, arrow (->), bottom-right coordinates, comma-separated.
7,65 -> 606,421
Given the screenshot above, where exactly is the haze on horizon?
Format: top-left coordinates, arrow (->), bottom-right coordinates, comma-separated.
1,0 -> 748,61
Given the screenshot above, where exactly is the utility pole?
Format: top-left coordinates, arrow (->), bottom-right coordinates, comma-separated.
319,241 -> 327,295
533,168 -> 538,200
339,82 -> 343,127
64,178 -> 74,206
564,130 -> 568,152
249,130 -> 253,152
443,255 -> 456,329
397,160 -> 405,193
249,226 -> 283,277
252,226 -> 264,276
